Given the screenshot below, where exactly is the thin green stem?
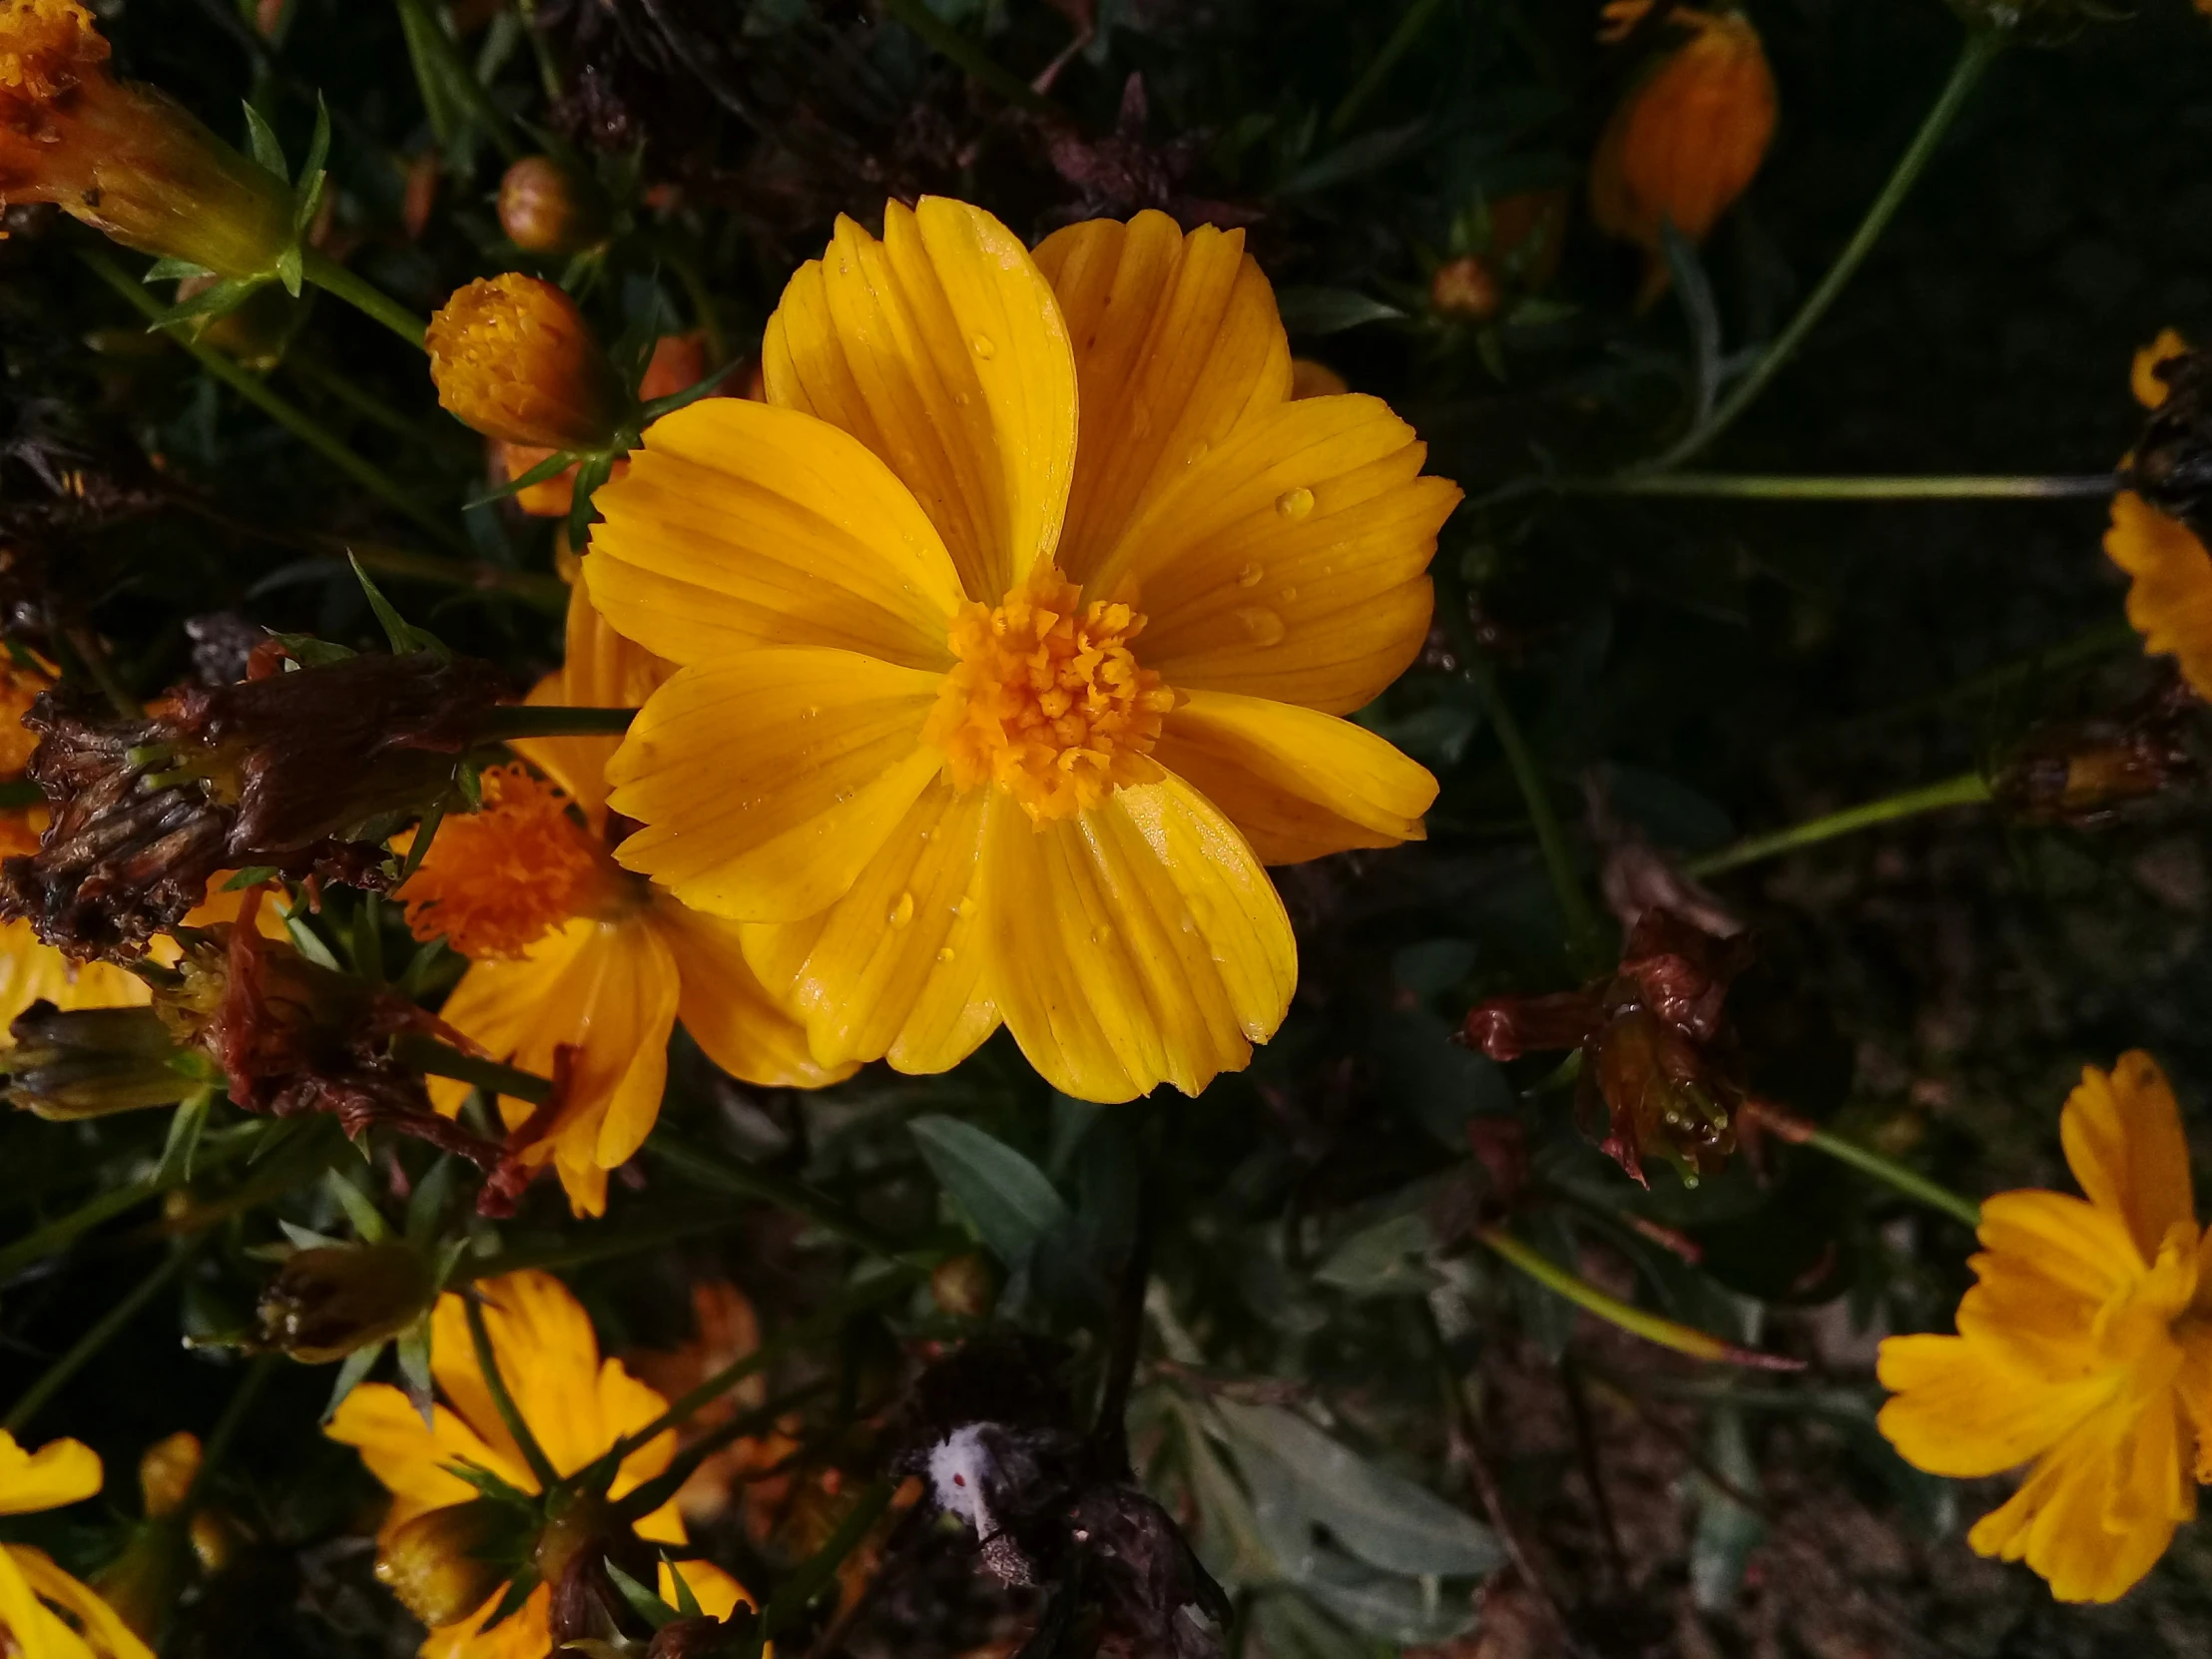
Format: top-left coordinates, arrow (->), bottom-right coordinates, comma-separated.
344,542 -> 569,611
1330,0 -> 1450,135
84,252 -> 465,555
879,0 -> 1068,119
389,1033 -> 554,1105
1683,771 -> 1992,878
4,1242 -> 200,1431
1747,1105 -> 1980,1229
1822,617 -> 2138,739
180,1355 -> 277,1520
282,353 -> 454,450
475,704 -> 638,741
1568,471 -> 2115,501
647,1134 -> 923,1269
0,1127 -> 262,1284
754,1478 -> 897,1653
463,1293 -> 563,1492
612,1380 -> 829,1523
451,1203 -> 744,1285
300,251 -> 429,349
1646,28 -> 2002,471
393,0 -> 527,166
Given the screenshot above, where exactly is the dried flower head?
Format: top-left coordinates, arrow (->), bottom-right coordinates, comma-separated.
427,275 -> 627,449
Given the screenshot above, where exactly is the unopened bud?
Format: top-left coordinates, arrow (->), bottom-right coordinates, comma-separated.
139,1431 -> 202,1520
1429,256 -> 1501,323
375,1500 -> 522,1628
257,1242 -> 436,1363
427,275 -> 627,450
929,1252 -> 1001,1321
0,1002 -> 192,1119
498,156 -> 611,255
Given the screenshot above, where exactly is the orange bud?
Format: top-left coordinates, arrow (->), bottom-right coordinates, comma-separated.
497,155 -> 610,255
426,275 -> 626,449
375,1501 -> 516,1628
138,1432 -> 202,1520
1429,255 -> 1501,322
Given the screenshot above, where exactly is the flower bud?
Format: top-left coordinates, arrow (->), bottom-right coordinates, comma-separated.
0,1001 -> 191,1119
256,1241 -> 437,1363
427,275 -> 627,449
0,0 -> 294,277
1429,255 -> 1501,323
138,1432 -> 202,1520
498,156 -> 611,255
375,1500 -> 522,1629
929,1252 -> 1001,1321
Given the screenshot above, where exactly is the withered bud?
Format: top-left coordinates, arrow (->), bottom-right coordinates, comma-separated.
0,1000 -> 193,1119
498,156 -> 611,255
2129,345 -> 2212,544
0,652 -> 507,961
255,1241 -> 436,1363
1992,681 -> 2197,827
649,1615 -> 756,1659
929,1252 -> 1002,1321
1429,255 -> 1501,323
375,1499 -> 525,1629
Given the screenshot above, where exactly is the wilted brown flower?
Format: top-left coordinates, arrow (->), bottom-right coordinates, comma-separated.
1045,73 -> 1253,229
1990,679 -> 2197,827
0,650 -> 506,961
1463,908 -> 1756,1185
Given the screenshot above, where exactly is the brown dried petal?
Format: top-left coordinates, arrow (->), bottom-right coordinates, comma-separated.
1460,989 -> 1603,1060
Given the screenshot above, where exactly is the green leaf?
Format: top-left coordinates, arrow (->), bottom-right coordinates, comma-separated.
277,899 -> 342,970
638,358 -> 745,421
909,1115 -> 1071,1270
348,554 -> 449,659
1274,286 -> 1406,335
265,631 -> 357,667
1689,1401 -> 1763,1611
275,244 -> 303,299
146,275 -> 271,332
321,1342 -> 384,1419
462,445 -> 578,510
563,450 -> 617,550
224,865 -> 280,890
604,1559 -> 678,1630
241,101 -> 288,180
292,96 -> 331,236
142,256 -> 214,282
154,1090 -> 214,1188
1312,1211 -> 1435,1298
325,1169 -> 391,1243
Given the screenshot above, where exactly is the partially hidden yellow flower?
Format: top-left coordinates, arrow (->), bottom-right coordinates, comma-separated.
0,0 -> 293,277
1589,2 -> 1777,309
401,580 -> 849,1218
0,1430 -> 154,1659
2106,330 -> 2212,701
583,201 -> 1458,1103
426,275 -> 626,450
1877,1052 -> 2212,1603
325,1270 -> 745,1658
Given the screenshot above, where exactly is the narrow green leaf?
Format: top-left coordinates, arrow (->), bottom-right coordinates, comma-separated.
241,101 -> 288,179
909,1115 -> 1071,1270
321,1342 -> 383,1419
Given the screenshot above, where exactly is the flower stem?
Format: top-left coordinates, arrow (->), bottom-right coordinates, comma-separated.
0,1127 -> 263,1284
475,704 -> 638,741
754,1478 -> 897,1654
181,1355 -> 277,1520
1476,1226 -> 1803,1372
389,1033 -> 554,1105
1829,617 -> 2138,737
2,1241 -> 201,1431
1645,27 -> 2003,472
462,1292 -> 563,1491
1682,771 -> 1992,878
1330,0 -> 1450,135
300,250 -> 430,350
84,252 -> 467,555
345,542 -> 570,611
1568,471 -> 2114,501
1742,1103 -> 1980,1229
878,0 -> 1068,119
646,1132 -> 924,1269
612,1380 -> 830,1523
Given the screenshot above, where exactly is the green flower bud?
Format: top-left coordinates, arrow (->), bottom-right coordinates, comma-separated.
0,1002 -> 192,1120
256,1242 -> 437,1364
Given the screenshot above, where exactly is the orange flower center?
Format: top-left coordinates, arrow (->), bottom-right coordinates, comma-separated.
922,566 -> 1177,824
0,0 -> 107,119
397,764 -> 617,959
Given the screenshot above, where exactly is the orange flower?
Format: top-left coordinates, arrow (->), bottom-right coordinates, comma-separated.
1589,2 -> 1777,308
2107,331 -> 2212,701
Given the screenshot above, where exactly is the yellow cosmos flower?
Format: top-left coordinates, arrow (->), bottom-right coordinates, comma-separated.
325,1270 -> 745,1658
1877,1052 -> 2212,1603
403,581 -> 848,1218
584,202 -> 1458,1103
2106,329 -> 2212,700
0,1430 -> 153,1659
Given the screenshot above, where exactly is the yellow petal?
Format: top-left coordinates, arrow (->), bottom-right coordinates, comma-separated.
1081,394 -> 1460,715
742,778 -> 997,1075
7,1548 -> 154,1659
1031,212 -> 1291,584
426,1271 -> 618,1484
0,921 -> 149,1040
0,1545 -> 95,1659
0,1433 -> 101,1516
1966,1402 -> 2187,1603
649,899 -> 857,1089
584,398 -> 966,674
981,774 -> 1295,1102
659,1559 -> 753,1621
1971,1191 -> 2144,1310
2104,490 -> 2212,702
420,1582 -> 550,1659
1875,1333 -> 2114,1478
2133,327 -> 2189,409
322,1383 -> 515,1526
1153,689 -> 1436,864
606,651 -> 941,922
515,576 -> 672,825
2061,1051 -> 2196,1267
597,1358 -> 685,1546
762,199 -> 1077,600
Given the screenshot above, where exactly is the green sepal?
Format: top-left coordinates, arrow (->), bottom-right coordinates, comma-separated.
322,1341 -> 385,1420
461,445 -> 579,510
264,631 -> 357,667
405,1157 -> 460,1246
398,1320 -> 437,1426
142,256 -> 214,282
349,554 -> 451,660
146,275 -> 272,333
563,450 -> 617,550
242,101 -> 289,180
153,1088 -> 215,1187
639,359 -> 744,422
605,1559 -> 679,1631
326,1168 -> 392,1243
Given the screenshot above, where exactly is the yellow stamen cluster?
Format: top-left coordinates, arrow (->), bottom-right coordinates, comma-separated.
923,567 -> 1176,823
425,274 -> 624,450
0,0 -> 104,116
397,764 -> 609,959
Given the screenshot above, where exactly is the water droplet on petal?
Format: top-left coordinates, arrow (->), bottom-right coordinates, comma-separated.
888,891 -> 915,928
1276,486 -> 1315,520
936,946 -> 956,963
801,705 -> 820,720
971,334 -> 995,359
1236,562 -> 1265,589
1091,923 -> 1115,945
955,895 -> 977,918
1185,439 -> 1210,465
1280,586 -> 1299,602
1233,606 -> 1286,647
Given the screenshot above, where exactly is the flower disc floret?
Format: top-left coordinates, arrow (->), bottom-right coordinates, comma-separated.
0,0 -> 103,112
399,763 -> 612,959
923,566 -> 1177,824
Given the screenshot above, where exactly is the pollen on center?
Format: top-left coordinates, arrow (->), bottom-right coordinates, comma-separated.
922,566 -> 1178,824
398,762 -> 612,959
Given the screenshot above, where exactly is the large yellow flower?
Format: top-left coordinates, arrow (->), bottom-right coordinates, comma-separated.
1877,1052 -> 2212,1603
584,201 -> 1458,1102
326,1270 -> 742,1658
405,581 -> 850,1218
0,1430 -> 153,1659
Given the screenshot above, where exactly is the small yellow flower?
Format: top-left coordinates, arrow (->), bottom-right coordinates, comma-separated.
1877,1052 -> 2212,1604
584,201 -> 1456,1103
0,0 -> 292,277
326,1270 -> 742,1658
401,581 -> 848,1218
0,1430 -> 153,1659
2131,327 -> 2189,411
426,275 -> 626,450
2106,331 -> 2212,701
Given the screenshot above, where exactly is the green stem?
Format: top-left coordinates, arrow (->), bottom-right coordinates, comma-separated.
84,252 -> 465,555
180,1355 -> 277,1520
1646,28 -> 2002,471
475,704 -> 638,741
392,0 -> 527,166
754,1478 -> 897,1653
879,0 -> 1067,119
389,1033 -> 554,1105
612,1380 -> 830,1523
282,353 -> 454,449
1569,471 -> 2114,501
300,250 -> 430,349
647,1134 -> 922,1268
451,1203 -> 745,1285
1682,771 -> 1992,878
1828,617 -> 2138,737
0,1127 -> 262,1284
1748,1105 -> 1980,1229
1435,571 -> 1602,963
344,541 -> 569,611
463,1293 -> 563,1491
3,1242 -> 200,1431
1330,0 -> 1450,135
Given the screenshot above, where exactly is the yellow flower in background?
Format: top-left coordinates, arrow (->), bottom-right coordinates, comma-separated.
0,1430 -> 153,1659
1877,1052 -> 2212,1603
325,1270 -> 744,1658
585,201 -> 1457,1103
2107,329 -> 2212,700
402,581 -> 847,1218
